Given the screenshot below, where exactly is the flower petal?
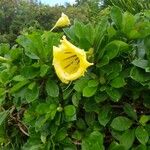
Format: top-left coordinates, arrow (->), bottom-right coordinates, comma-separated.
55,13 -> 70,28
53,36 -> 93,83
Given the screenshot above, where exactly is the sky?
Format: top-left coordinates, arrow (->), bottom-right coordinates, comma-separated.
40,0 -> 76,6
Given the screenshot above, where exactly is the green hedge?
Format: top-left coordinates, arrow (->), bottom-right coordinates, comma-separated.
0,6 -> 150,150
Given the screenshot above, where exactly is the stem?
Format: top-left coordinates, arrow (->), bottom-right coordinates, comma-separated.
50,25 -> 56,32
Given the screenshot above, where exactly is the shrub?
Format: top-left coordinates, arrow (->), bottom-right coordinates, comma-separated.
0,6 -> 150,150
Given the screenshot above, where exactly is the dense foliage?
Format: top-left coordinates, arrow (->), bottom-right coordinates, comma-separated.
0,1 -> 150,150
0,0 -> 97,44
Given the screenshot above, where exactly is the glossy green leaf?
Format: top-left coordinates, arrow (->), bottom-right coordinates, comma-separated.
135,126 -> 149,144
40,64 -> 49,77
122,12 -> 135,36
25,84 -> 39,103
74,77 -> 89,92
111,116 -> 133,131
104,40 -> 129,60
132,59 -> 149,70
123,103 -> 137,120
110,76 -> 126,88
111,6 -> 122,29
119,129 -> 135,149
88,79 -> 99,87
82,131 -> 104,150
10,80 -> 29,93
54,127 -> 67,142
64,105 -> 76,122
98,105 -> 112,126
139,115 -> 150,126
106,87 -> 122,102
130,67 -> 150,82
83,86 -> 97,97
46,79 -> 59,97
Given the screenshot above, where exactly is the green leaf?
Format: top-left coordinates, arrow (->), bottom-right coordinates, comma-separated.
85,113 -> 96,126
111,130 -> 122,141
79,38 -> 91,50
123,103 -> 137,120
132,59 -> 149,70
21,66 -> 39,79
104,40 -> 129,60
35,104 -> 57,130
111,116 -> 133,131
122,12 -> 135,36
17,35 -> 40,59
40,64 -> 49,77
109,144 -> 126,150
109,141 -> 127,150
96,56 -> 109,68
119,129 -> 135,149
0,88 -> 5,97
72,130 -> 82,140
98,105 -> 112,126
104,42 -> 119,60
25,84 -> 39,103
82,131 -> 104,150
64,105 -> 76,122
74,77 -> 89,92
0,43 -> 10,54
28,82 -> 36,90
41,31 -> 61,61
106,87 -> 122,102
135,126 -> 149,144
54,127 -> 67,142
110,76 -> 126,88
0,110 -> 8,125
12,75 -> 26,81
9,47 -> 22,60
88,79 -> 99,87
46,79 -> 59,97
47,104 -> 57,120
0,88 -> 5,104
63,88 -> 73,100
64,21 -> 94,50
76,119 -> 86,130
130,67 -> 150,83
94,92 -> 108,103
107,26 -> 117,39
36,103 -> 50,115
84,101 -> 99,113
111,6 -> 122,29
94,18 -> 108,55
134,144 -> 147,150
83,86 -> 97,97
10,80 -> 29,93
72,92 -> 81,107
139,115 -> 150,126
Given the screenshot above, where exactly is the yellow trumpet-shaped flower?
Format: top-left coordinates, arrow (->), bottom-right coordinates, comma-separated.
53,36 -> 93,84
51,13 -> 70,31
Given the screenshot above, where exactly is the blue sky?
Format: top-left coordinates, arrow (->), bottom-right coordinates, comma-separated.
40,0 -> 76,6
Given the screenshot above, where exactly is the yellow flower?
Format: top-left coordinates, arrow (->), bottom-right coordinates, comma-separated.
53,36 -> 93,84
51,13 -> 70,31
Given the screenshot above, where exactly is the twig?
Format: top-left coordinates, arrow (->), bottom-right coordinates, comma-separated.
17,123 -> 29,137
